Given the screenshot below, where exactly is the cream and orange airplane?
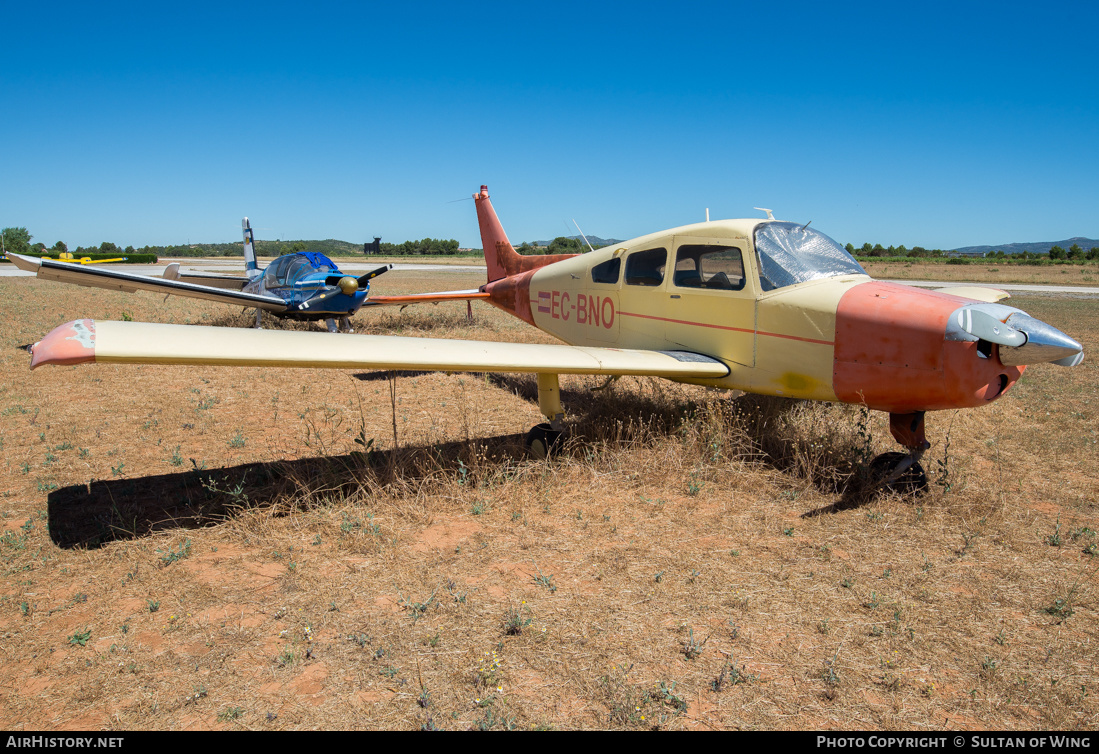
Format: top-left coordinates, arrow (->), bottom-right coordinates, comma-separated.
29,186 -> 1084,485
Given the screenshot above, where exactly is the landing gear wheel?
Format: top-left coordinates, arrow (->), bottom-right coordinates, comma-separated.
525,423 -> 563,459
869,452 -> 928,494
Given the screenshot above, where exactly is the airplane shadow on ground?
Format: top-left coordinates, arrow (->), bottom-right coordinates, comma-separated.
47,387 -> 889,549
352,370 -> 597,406
799,491 -> 884,518
46,432 -> 530,550
352,370 -> 435,381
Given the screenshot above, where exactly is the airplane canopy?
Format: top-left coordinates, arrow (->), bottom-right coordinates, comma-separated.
298,252 -> 339,272
755,222 -> 866,291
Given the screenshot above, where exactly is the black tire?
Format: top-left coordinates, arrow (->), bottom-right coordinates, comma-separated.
525,423 -> 563,459
869,452 -> 928,494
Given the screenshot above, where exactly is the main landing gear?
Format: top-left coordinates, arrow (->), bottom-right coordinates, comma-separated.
525,373 -> 566,459
869,411 -> 930,493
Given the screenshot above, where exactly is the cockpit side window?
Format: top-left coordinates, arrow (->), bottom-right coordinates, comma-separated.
591,257 -> 621,284
284,257 -> 311,284
674,245 -> 745,291
264,256 -> 292,287
625,248 -> 667,286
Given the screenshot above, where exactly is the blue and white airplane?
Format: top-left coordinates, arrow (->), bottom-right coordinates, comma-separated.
10,219 -> 393,332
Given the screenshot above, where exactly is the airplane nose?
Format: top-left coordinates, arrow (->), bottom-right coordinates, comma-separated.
337,276 -> 359,295
947,304 -> 1084,367
833,282 -> 1029,412
1000,312 -> 1084,367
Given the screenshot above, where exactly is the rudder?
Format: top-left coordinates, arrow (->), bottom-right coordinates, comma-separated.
242,218 -> 261,279
474,186 -> 578,283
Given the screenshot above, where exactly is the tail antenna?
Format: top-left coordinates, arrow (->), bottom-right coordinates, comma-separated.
572,219 -> 595,253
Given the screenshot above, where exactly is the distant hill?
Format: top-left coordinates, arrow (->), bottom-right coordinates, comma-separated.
143,238 -> 365,258
526,234 -> 1099,256
952,237 -> 1099,256
529,235 -> 624,248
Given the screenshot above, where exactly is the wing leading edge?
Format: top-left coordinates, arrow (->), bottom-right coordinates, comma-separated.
29,320 -> 731,380
11,254 -> 288,312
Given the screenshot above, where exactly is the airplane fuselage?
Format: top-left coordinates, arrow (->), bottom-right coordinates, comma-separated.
242,251 -> 370,320
479,213 -> 1042,415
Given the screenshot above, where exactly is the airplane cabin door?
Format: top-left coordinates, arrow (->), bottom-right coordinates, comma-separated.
664,237 -> 756,367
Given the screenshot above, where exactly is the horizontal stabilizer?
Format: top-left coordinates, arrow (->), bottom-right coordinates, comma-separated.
30,320 -> 731,380
365,290 -> 491,306
171,271 -> 250,290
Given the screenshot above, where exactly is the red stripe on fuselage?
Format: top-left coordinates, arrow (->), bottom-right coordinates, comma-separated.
617,310 -> 834,346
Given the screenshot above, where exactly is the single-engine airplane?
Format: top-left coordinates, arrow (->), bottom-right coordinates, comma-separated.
11,219 -> 395,333
28,186 -> 1085,484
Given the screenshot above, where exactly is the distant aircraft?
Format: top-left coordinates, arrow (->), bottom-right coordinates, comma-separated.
11,219 -> 395,333
49,252 -> 128,264
29,186 -> 1084,486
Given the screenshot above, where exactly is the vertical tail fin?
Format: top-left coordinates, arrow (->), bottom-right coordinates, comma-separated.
474,186 -> 579,282
242,218 -> 261,279
474,186 -> 517,282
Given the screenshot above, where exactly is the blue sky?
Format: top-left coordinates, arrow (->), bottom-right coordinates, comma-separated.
3,1 -> 1097,250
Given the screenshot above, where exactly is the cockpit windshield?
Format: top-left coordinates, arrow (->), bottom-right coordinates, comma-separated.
753,222 -> 865,291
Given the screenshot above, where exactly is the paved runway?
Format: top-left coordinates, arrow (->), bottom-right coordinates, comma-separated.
3,259 -> 1098,296
0,258 -> 487,277
882,280 -> 1099,296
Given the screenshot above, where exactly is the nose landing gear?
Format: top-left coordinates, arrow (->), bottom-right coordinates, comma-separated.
324,316 -> 355,333
869,411 -> 930,493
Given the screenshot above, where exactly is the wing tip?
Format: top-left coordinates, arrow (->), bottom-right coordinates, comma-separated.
29,319 -> 97,370
9,253 -> 41,273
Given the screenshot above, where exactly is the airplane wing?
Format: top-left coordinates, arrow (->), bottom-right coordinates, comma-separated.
11,254 -> 289,312
933,286 -> 1010,303
29,319 -> 731,380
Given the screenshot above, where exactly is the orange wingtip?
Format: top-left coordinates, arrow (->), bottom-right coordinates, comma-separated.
30,319 -> 97,369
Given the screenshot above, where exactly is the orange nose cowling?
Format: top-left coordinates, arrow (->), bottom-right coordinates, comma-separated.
833,282 -> 1023,413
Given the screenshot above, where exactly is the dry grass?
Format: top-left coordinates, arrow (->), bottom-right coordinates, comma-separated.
860,260 -> 1099,287
0,270 -> 1096,731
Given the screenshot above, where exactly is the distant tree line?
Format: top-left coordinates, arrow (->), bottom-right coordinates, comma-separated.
846,241 -> 1099,260
1046,244 -> 1099,260
516,236 -> 606,254
6,223 -> 1096,262
1,227 -> 77,256
0,227 -> 468,259
377,238 -> 461,255
847,242 -> 943,258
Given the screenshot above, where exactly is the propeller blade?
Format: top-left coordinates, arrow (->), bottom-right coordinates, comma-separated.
294,287 -> 348,312
324,265 -> 391,288
357,264 -> 392,285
